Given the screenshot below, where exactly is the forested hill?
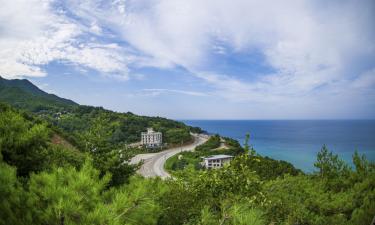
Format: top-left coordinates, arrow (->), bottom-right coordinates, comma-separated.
1,77 -> 374,225
0,76 -> 202,149
0,76 -> 77,111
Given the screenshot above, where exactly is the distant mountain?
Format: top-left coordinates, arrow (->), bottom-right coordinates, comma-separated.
0,76 -> 77,111
0,76 -> 203,148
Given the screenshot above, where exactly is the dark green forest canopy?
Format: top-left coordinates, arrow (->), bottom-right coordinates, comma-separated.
1,77 -> 374,225
0,76 -> 202,149
0,76 -> 77,112
1,112 -> 374,225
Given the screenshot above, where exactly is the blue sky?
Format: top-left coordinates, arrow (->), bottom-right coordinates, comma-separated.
1,0 -> 375,119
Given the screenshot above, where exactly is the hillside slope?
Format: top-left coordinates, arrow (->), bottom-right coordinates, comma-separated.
0,76 -> 202,149
0,76 -> 77,112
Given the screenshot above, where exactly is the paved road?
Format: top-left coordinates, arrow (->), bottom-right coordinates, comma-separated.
130,134 -> 208,179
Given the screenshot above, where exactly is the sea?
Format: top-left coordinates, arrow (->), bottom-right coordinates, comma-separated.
182,120 -> 375,172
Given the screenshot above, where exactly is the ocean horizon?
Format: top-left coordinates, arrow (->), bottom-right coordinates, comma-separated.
182,120 -> 375,172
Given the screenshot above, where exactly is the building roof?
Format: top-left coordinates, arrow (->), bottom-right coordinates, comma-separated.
202,155 -> 234,160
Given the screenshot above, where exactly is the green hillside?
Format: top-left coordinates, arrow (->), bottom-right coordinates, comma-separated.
0,76 -> 77,111
0,77 -> 202,149
1,103 -> 374,225
1,77 -> 374,225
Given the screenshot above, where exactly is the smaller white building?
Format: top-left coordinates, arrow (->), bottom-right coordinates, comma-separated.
201,155 -> 233,169
141,128 -> 162,148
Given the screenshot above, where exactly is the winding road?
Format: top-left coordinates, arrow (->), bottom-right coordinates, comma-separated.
130,134 -> 208,179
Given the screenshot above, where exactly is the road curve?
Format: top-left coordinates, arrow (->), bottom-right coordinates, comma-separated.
130,134 -> 208,179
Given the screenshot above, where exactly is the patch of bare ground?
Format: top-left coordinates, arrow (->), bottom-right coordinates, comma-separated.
51,133 -> 77,150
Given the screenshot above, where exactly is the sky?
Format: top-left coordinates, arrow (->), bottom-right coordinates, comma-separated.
1,0 -> 375,119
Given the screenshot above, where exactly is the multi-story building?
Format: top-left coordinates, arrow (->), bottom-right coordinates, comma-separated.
141,128 -> 162,148
201,155 -> 233,169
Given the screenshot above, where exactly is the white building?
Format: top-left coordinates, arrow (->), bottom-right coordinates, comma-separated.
141,128 -> 162,148
201,155 -> 233,169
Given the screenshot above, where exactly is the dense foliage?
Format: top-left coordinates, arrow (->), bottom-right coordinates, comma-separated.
0,103 -> 85,176
0,77 -> 202,152
162,150 -> 374,225
1,141 -> 374,225
50,106 -> 196,147
0,76 -> 77,112
195,134 -> 221,151
0,103 -> 134,186
0,160 -> 165,225
1,78 -> 374,224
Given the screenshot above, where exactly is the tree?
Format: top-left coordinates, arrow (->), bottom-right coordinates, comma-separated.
244,133 -> 250,154
244,133 -> 255,156
314,145 -> 349,179
222,202 -> 265,225
352,150 -> 374,176
81,116 -> 136,186
195,135 -> 221,151
28,160 -> 111,224
198,202 -> 265,225
165,128 -> 192,145
0,162 -> 31,225
102,176 -> 166,225
0,107 -> 50,176
160,154 -> 264,224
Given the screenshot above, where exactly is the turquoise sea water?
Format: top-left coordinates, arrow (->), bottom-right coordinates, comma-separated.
182,120 -> 375,172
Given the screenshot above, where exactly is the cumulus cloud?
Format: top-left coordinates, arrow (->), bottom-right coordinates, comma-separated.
1,0 -> 374,115
0,0 -> 131,79
57,0 -> 375,101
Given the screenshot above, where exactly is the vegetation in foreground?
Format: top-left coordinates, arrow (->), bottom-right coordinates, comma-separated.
1,103 -> 374,225
0,77 -> 374,225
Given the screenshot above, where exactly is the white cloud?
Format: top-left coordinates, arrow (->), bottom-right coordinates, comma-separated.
1,0 -> 374,118
89,22 -> 102,35
0,0 -> 131,79
59,0 -> 375,102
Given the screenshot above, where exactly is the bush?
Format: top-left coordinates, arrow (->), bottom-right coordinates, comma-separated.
195,135 -> 221,151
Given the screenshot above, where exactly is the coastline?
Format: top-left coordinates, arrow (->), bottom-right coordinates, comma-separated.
182,119 -> 375,172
